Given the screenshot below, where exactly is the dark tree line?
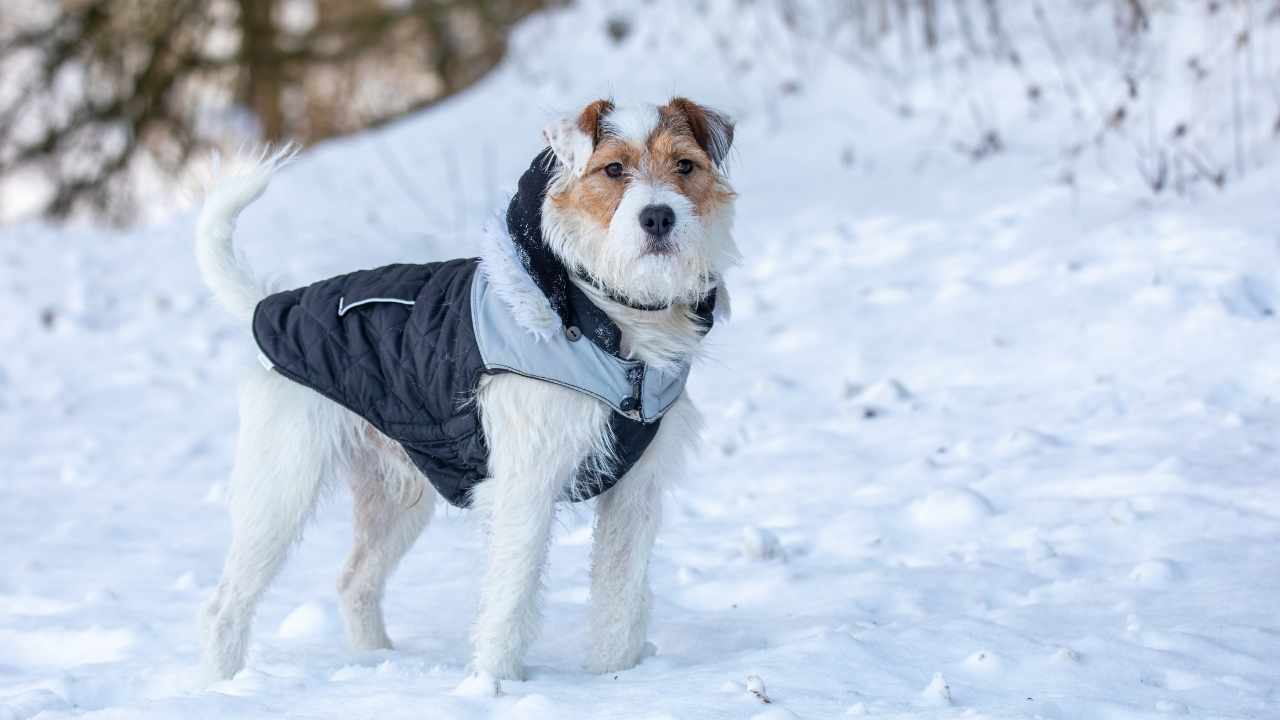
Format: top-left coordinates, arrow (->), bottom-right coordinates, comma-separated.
0,0 -> 548,225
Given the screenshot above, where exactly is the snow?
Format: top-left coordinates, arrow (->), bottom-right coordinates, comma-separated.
919,674 -> 952,708
452,671 -> 500,699
740,526 -> 783,562
4,2 -> 1280,718
275,602 -> 337,642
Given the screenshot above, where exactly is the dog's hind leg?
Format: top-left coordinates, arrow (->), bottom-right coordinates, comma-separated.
200,370 -> 348,681
338,436 -> 434,651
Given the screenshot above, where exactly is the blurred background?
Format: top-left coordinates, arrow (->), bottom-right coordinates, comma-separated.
0,0 -> 551,224
2,0 -> 1277,227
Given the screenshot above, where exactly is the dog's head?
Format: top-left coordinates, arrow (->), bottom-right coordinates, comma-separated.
540,98 -> 739,307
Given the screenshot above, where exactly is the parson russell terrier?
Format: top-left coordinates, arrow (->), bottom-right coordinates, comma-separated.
195,98 -> 739,688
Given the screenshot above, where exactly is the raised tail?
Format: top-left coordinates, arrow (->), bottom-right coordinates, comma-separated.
195,145 -> 297,321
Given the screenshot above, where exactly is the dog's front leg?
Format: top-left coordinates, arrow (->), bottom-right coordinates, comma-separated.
469,467 -> 560,681
470,376 -> 603,681
586,462 -> 663,673
586,398 -> 691,673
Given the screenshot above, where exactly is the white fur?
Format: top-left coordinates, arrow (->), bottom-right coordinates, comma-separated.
194,146 -> 296,321
477,220 -> 561,340
603,103 -> 660,144
542,117 -> 594,178
196,109 -> 738,685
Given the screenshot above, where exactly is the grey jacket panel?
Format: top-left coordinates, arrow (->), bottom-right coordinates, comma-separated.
470,268 -> 689,423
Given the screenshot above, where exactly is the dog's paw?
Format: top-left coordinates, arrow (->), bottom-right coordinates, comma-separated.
470,654 -> 526,682
346,628 -> 393,652
198,654 -> 246,686
585,640 -> 655,674
585,656 -> 637,674
453,671 -> 501,697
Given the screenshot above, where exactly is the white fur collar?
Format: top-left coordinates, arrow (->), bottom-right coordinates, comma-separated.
477,220 -> 562,340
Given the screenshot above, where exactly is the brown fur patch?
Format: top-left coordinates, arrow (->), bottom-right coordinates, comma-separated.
550,137 -> 638,230
662,97 -> 734,165
576,99 -> 615,146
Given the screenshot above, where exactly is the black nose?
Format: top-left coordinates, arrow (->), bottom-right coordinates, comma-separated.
638,204 -> 675,237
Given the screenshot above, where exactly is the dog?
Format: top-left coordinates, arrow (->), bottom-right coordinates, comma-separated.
195,97 -> 739,687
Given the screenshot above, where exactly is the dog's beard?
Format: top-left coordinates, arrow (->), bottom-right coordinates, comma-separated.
544,191 -> 734,307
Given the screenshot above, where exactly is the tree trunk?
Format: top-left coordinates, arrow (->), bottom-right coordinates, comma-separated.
239,0 -> 284,141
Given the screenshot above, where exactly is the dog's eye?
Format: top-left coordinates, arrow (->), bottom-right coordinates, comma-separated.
604,162 -> 624,178
675,159 -> 694,175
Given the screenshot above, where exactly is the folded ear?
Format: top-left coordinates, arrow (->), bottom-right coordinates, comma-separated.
666,97 -> 734,167
543,99 -> 614,177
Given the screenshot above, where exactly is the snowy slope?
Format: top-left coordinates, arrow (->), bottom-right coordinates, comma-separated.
3,3 -> 1280,718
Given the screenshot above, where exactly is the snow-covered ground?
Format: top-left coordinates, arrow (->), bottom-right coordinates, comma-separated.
3,3 -> 1280,718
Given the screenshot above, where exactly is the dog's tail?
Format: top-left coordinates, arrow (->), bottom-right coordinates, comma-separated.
195,145 -> 298,321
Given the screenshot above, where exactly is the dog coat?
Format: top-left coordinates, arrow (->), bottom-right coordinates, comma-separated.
251,150 -> 716,508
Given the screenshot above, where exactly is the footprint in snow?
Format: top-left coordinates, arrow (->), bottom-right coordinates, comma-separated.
846,378 -> 914,418
741,526 -> 784,561
1219,274 -> 1277,319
